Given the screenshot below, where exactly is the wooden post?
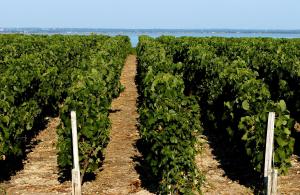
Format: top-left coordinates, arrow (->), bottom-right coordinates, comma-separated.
71,111 -> 81,195
264,112 -> 276,195
271,169 -> 278,195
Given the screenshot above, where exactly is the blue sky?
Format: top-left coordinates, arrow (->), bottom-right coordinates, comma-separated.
1,0 -> 299,29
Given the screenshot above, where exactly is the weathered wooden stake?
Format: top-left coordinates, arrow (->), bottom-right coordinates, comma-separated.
264,112 -> 277,195
271,169 -> 278,195
71,111 -> 81,195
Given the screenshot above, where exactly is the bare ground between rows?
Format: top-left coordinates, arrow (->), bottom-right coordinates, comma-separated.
0,117 -> 71,195
82,55 -> 154,195
197,128 -> 300,195
197,131 -> 255,195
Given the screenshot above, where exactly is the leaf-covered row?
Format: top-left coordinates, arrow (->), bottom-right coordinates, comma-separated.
0,34 -> 131,178
156,36 -> 297,174
57,36 -> 131,176
136,36 -> 204,194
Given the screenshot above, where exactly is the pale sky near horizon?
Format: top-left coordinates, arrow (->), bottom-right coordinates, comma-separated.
1,0 -> 299,29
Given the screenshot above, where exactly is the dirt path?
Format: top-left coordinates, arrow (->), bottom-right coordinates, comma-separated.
82,55 -> 153,195
278,155 -> 300,194
197,134 -> 300,194
2,117 -> 71,195
196,135 -> 254,195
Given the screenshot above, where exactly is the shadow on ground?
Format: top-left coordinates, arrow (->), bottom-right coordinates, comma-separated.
132,138 -> 158,194
132,59 -> 158,193
58,150 -> 104,184
202,125 -> 264,194
109,109 -> 121,114
293,131 -> 300,158
0,114 -> 49,182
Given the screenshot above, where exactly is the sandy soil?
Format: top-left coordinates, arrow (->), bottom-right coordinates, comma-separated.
197,133 -> 300,195
196,135 -> 254,195
278,155 -> 300,194
1,117 -> 71,195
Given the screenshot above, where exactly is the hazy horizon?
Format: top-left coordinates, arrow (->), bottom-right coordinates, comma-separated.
2,27 -> 300,32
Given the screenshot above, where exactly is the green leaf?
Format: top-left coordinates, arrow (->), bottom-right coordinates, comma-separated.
276,137 -> 287,147
224,101 -> 231,109
241,132 -> 248,141
279,100 -> 286,112
1,116 -> 10,124
170,137 -> 178,144
283,128 -> 291,135
277,149 -> 286,160
242,100 -> 250,111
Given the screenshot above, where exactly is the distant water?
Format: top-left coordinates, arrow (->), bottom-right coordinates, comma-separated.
1,28 -> 300,47
108,31 -> 300,47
